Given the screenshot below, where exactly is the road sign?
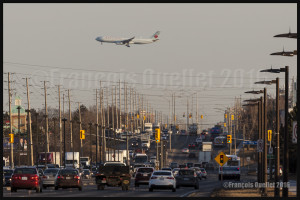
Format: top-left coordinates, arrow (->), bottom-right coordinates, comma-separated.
246,157 -> 250,162
292,121 -> 297,144
227,135 -> 232,143
214,152 -> 229,166
80,130 -> 85,140
268,130 -> 272,141
137,114 -> 139,119
243,141 -> 257,145
257,139 -> 263,152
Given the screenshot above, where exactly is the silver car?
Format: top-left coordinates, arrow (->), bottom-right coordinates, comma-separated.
42,168 -> 60,189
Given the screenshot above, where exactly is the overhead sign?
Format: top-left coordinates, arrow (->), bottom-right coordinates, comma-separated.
257,139 -> 263,152
202,142 -> 212,151
243,141 -> 257,145
292,121 -> 297,144
268,130 -> 272,141
214,152 -> 229,166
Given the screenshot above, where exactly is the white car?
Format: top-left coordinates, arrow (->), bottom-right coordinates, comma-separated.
182,148 -> 189,153
149,170 -> 176,192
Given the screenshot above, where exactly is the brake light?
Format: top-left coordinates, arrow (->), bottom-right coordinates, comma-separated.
237,168 -> 239,171
31,175 -> 39,180
151,176 -> 157,179
167,177 -> 174,179
57,175 -> 63,179
74,175 -> 80,179
103,178 -> 106,180
43,175 -> 47,179
12,175 -> 21,180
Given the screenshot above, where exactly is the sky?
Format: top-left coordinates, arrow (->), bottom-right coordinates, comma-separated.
3,3 -> 297,129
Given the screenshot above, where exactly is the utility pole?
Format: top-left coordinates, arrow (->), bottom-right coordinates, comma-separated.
196,93 -> 198,133
125,83 -> 129,165
35,113 -> 39,166
26,78 -> 33,166
112,86 -> 115,161
274,77 -> 280,197
283,66 -> 289,197
17,106 -> 21,166
101,86 -> 106,163
96,89 -> 99,165
106,87 -> 110,158
68,89 -> 72,154
78,102 -> 82,168
8,73 -> 14,168
187,97 -> 189,132
262,88 -> 267,197
53,118 -> 57,166
115,84 -> 118,133
89,122 -> 92,170
58,85 -> 62,167
44,81 -> 49,152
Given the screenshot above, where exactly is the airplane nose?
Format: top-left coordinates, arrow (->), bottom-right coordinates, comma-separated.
96,37 -> 101,41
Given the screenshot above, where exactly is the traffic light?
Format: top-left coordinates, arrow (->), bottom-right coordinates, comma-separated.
143,116 -> 146,121
137,114 -> 139,119
220,155 -> 224,164
227,135 -> 232,143
231,115 -> 234,121
268,130 -> 272,141
201,115 -> 203,119
155,128 -> 160,143
9,134 -> 14,143
225,114 -> 227,118
224,123 -> 226,127
80,130 -> 85,140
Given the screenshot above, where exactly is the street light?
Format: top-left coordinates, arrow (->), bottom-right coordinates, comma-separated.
88,122 -> 93,170
261,66 -> 289,197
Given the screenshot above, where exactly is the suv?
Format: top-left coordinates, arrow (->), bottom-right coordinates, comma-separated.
11,167 -> 43,193
55,169 -> 83,191
135,167 -> 154,187
185,163 -> 194,168
175,169 -> 199,189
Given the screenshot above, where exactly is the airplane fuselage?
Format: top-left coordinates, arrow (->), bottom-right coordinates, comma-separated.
96,36 -> 157,44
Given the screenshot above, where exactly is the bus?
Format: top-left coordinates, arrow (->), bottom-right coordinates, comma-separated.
213,136 -> 227,148
218,155 -> 240,181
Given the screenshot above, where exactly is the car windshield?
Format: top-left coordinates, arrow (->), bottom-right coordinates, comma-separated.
83,170 -> 90,174
179,170 -> 194,175
137,168 -> 153,173
44,169 -> 59,174
4,170 -> 13,176
134,156 -> 148,163
153,171 -> 171,176
14,168 -> 37,174
59,170 -> 78,175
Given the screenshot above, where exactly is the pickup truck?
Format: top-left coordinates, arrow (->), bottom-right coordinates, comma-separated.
95,162 -> 131,191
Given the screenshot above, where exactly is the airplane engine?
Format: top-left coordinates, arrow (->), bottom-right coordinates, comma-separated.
115,42 -> 123,45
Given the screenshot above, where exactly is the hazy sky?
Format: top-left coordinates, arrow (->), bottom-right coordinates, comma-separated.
3,3 -> 297,129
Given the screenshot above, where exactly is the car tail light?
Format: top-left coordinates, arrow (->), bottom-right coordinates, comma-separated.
74,175 -> 80,179
237,168 -> 239,171
151,176 -> 157,179
102,178 -> 106,180
57,175 -> 63,179
43,175 -> 47,179
12,175 -> 21,180
31,175 -> 39,180
167,177 -> 174,179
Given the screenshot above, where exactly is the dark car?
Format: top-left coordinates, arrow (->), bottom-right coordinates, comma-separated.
178,164 -> 187,169
131,140 -> 139,147
134,167 -> 154,187
188,152 -> 196,158
170,162 -> 179,169
4,169 -> 14,186
11,167 -> 43,193
185,163 -> 194,168
161,167 -> 172,171
190,167 -> 202,180
55,169 -> 83,191
175,169 -> 199,189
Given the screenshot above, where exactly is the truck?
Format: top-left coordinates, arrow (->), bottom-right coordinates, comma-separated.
188,123 -> 198,135
80,157 -> 91,167
198,151 -> 211,164
38,152 -> 60,167
95,161 -> 131,191
144,123 -> 153,133
219,155 -> 240,181
141,134 -> 150,148
133,153 -> 148,164
105,150 -> 129,165
65,152 -> 80,169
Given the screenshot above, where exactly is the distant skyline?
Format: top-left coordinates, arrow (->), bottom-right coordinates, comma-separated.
3,3 -> 297,129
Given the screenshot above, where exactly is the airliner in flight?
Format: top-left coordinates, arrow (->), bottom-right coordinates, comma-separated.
95,31 -> 160,47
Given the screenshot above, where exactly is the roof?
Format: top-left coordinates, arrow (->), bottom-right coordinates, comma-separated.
11,105 -> 26,114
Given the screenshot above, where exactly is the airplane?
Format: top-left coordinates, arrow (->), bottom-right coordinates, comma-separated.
95,31 -> 160,47
274,28 -> 297,39
270,47 -> 294,57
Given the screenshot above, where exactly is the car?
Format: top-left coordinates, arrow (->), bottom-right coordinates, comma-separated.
196,137 -> 202,145
204,163 -> 215,170
134,167 -> 154,187
4,169 -> 14,186
194,163 -> 203,168
150,156 -> 156,163
11,167 -> 43,193
149,170 -> 176,192
38,168 -> 44,176
267,166 -> 282,176
129,150 -> 134,157
175,169 -> 199,189
182,148 -> 189,153
188,143 -> 196,150
82,169 -> 92,179
42,168 -> 60,188
188,152 -> 196,158
169,162 -> 179,169
172,168 -> 180,176
161,167 -> 172,171
180,130 -> 187,135
190,167 -> 202,180
185,163 -> 194,168
91,167 -> 98,177
178,164 -> 187,169
54,168 -> 83,191
200,168 -> 207,179
131,140 -> 139,147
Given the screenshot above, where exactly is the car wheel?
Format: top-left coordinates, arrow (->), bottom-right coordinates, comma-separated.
172,188 -> 176,192
149,187 -> 153,192
36,187 -> 41,193
55,186 -> 59,190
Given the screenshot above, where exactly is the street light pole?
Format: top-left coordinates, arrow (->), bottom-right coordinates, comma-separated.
283,66 -> 289,197
275,77 -> 280,197
62,118 -> 67,168
89,122 -> 93,170
262,87 -> 267,197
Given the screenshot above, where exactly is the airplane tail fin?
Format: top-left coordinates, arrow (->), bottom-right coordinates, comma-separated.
150,31 -> 160,39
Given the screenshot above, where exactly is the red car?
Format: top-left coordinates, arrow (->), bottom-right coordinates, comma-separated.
11,167 -> 43,193
134,167 -> 154,187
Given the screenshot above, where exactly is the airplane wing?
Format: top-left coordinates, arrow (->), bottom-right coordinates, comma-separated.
119,36 -> 135,44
